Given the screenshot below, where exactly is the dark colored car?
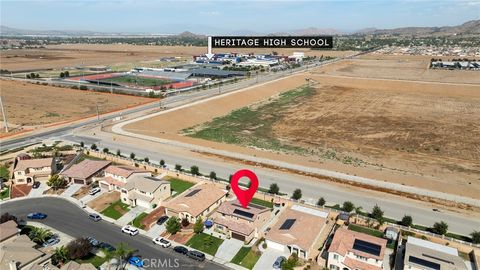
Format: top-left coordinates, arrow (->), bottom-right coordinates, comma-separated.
173,246 -> 188,255
273,256 -> 286,269
187,250 -> 205,261
32,182 -> 41,189
27,212 -> 47,219
98,242 -> 116,252
156,216 -> 169,225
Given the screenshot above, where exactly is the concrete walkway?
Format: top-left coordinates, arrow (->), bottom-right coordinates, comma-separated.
215,238 -> 244,262
145,224 -> 166,238
116,205 -> 147,226
28,184 -> 49,198
60,184 -> 82,198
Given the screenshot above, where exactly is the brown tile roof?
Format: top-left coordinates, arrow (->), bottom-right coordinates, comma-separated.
266,207 -> 326,251
216,200 -> 269,221
0,220 -> 18,242
328,228 -> 387,260
123,175 -> 168,193
214,217 -> 254,236
165,183 -> 227,217
60,160 -> 111,180
61,261 -> 97,270
98,176 -> 126,187
104,166 -> 149,178
344,257 -> 382,270
0,235 -> 48,269
14,158 -> 53,172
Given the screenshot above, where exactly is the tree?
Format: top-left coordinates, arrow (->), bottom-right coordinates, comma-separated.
269,183 -> 279,195
291,189 -> 302,200
80,141 -> 84,147
371,204 -> 384,220
64,71 -> 70,77
114,243 -> 134,270
160,159 -> 165,166
144,157 -> 149,163
400,215 -> 413,227
101,247 -> 115,270
282,253 -> 298,270
166,217 -> 181,234
317,197 -> 326,207
175,164 -> 182,171
130,152 -> 135,159
67,238 -> 92,259
103,148 -> 109,154
47,174 -> 67,190
0,213 -> 17,224
52,246 -> 69,266
431,221 -> 448,235
190,165 -> 199,175
59,72 -> 65,78
471,231 -> 480,244
342,201 -> 355,212
193,217 -> 204,234
209,171 -> 217,180
29,227 -> 53,244
90,144 -> 97,150
116,149 -> 121,156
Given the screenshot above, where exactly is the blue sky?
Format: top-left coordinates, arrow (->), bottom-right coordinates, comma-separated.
1,0 -> 479,34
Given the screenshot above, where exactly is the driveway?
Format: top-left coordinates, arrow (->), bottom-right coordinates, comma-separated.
215,238 -> 244,262
28,183 -> 49,198
253,247 -> 288,270
79,189 -> 104,204
60,184 -> 83,198
145,224 -> 166,238
116,205 -> 148,226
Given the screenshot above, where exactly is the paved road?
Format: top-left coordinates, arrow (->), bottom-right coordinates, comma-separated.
0,197 -> 227,270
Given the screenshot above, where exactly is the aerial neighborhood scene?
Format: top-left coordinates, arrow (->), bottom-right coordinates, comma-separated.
1,1 -> 480,270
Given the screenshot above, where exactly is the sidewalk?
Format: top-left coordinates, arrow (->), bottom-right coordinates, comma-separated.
116,205 -> 147,226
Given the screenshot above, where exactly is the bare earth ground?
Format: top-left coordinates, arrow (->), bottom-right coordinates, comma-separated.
124,61 -> 480,199
0,79 -> 153,129
0,44 -> 353,71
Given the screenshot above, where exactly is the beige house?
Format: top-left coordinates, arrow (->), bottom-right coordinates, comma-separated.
0,231 -> 52,270
0,221 -> 19,243
265,205 -> 328,260
98,165 -> 150,191
165,183 -> 227,223
59,261 -> 96,270
13,158 -> 54,184
120,175 -> 170,209
327,228 -> 387,270
60,160 -> 111,185
212,200 -> 270,243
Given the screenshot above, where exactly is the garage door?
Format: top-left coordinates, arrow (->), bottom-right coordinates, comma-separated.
73,179 -> 85,185
99,182 -> 109,189
231,232 -> 246,241
266,240 -> 286,252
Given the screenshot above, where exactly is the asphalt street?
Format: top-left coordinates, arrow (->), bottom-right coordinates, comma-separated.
0,197 -> 227,270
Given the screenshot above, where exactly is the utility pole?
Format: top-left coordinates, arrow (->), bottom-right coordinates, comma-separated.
0,96 -> 8,133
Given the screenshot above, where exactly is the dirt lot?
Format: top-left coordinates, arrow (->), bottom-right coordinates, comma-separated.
0,43 -> 353,71
87,191 -> 120,212
0,79 -> 154,130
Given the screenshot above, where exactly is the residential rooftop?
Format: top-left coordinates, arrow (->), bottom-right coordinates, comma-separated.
328,228 -> 387,261
122,175 -> 168,193
216,200 -> 269,222
0,220 -> 18,242
14,158 -> 53,172
60,160 -> 111,180
165,183 -> 227,217
104,165 -> 149,179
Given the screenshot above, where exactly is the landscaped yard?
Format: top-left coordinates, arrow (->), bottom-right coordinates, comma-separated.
251,197 -> 273,209
75,253 -> 108,268
348,224 -> 384,238
100,200 -> 130,220
186,233 -> 223,256
0,187 -> 10,200
166,177 -> 195,196
231,247 -> 260,269
0,165 -> 10,180
131,212 -> 148,229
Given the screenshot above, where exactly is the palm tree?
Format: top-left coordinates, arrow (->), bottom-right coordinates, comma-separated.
52,246 -> 69,266
29,227 -> 53,244
115,243 -> 134,270
102,248 -> 116,270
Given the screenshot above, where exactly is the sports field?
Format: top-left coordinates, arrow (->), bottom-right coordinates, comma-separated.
100,75 -> 172,87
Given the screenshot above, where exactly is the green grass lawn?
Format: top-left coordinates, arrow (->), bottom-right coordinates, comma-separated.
0,187 -> 10,200
231,247 -> 260,269
186,233 -> 224,256
348,224 -> 384,238
76,253 -> 108,268
101,75 -> 171,87
251,198 -> 273,209
166,177 -> 195,196
101,200 -> 130,220
0,165 -> 10,180
131,212 -> 148,229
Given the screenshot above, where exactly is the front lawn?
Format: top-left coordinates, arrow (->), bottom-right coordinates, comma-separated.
76,253 -> 108,268
251,197 -> 273,209
101,200 -> 130,220
186,233 -> 223,256
231,247 -> 260,269
166,177 -> 195,196
0,187 -> 10,200
131,212 -> 148,229
0,165 -> 9,180
348,224 -> 384,238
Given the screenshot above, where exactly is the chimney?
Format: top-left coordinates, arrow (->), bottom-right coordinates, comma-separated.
9,260 -> 17,270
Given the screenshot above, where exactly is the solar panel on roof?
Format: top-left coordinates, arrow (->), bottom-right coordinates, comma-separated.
352,239 -> 382,256
408,256 -> 441,270
233,209 -> 254,219
185,189 -> 200,197
279,219 -> 296,230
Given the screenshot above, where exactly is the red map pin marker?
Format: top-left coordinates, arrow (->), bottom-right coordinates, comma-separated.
230,169 -> 259,208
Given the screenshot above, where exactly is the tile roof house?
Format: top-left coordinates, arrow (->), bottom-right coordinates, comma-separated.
13,158 -> 55,184
165,183 -> 227,223
402,236 -> 467,270
120,175 -> 170,209
98,165 -> 150,192
0,234 -> 52,270
60,160 -> 111,185
60,261 -> 96,270
212,199 -> 271,243
265,205 -> 329,259
0,221 -> 19,242
327,228 -> 387,270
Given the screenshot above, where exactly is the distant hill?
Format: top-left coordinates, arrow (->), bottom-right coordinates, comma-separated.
361,20 -> 480,37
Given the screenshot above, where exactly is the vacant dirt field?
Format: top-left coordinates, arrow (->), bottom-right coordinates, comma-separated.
0,79 -> 153,129
87,191 -> 120,212
1,43 -> 353,71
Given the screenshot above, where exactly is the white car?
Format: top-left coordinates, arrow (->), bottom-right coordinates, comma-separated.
89,187 -> 101,196
121,225 -> 139,236
153,237 -> 171,248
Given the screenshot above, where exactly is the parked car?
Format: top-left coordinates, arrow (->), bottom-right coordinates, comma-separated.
273,256 -> 286,269
121,225 -> 139,236
153,237 -> 171,248
156,216 -> 169,225
42,237 -> 60,247
88,213 -> 102,222
187,250 -> 205,261
86,236 -> 100,247
32,182 -> 40,189
128,256 -> 144,267
173,246 -> 188,255
27,212 -> 47,219
98,242 -> 116,252
89,187 -> 101,196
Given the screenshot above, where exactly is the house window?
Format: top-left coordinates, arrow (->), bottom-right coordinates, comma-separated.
333,254 -> 339,260
330,265 -> 339,270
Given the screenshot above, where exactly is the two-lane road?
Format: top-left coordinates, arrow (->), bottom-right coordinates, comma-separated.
0,197 -> 227,270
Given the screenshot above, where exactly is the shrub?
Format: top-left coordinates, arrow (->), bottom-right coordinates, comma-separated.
209,171 -> 216,180
471,231 -> 480,244
165,217 -> 181,234
193,217 -> 204,234
67,238 -> 92,260
175,164 -> 182,171
79,85 -> 88,90
90,144 -> 97,150
160,159 -> 165,166
190,165 -> 199,175
342,201 -> 355,212
291,189 -> 302,200
431,221 -> 448,235
269,183 -> 279,195
130,153 -> 135,159
317,197 -> 326,206
371,204 -> 384,220
400,215 -> 413,227
144,157 -> 149,163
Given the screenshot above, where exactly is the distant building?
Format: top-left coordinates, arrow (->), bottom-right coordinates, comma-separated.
13,158 -> 55,184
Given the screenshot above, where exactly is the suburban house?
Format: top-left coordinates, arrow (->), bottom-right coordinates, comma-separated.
165,183 -> 227,223
212,199 -> 271,243
60,160 -> 111,185
327,228 -> 387,270
120,175 -> 170,209
98,165 -> 150,191
58,261 -> 96,270
13,158 -> 55,184
265,205 -> 328,259
0,220 -> 19,242
403,236 -> 467,270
